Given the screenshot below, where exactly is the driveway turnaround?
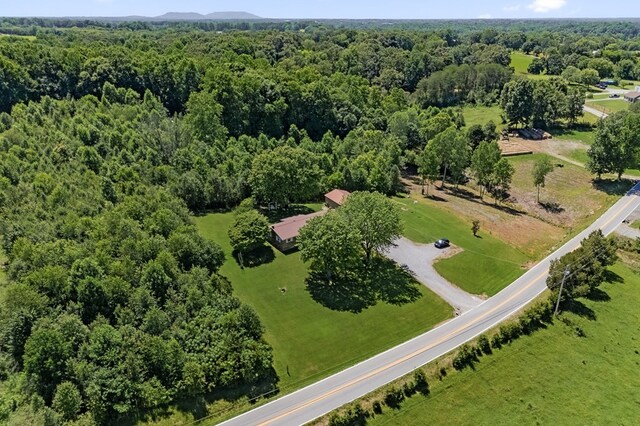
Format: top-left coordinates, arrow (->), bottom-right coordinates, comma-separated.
385,237 -> 483,313
220,182 -> 640,426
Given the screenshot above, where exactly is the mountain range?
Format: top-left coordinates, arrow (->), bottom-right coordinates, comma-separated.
93,11 -> 264,21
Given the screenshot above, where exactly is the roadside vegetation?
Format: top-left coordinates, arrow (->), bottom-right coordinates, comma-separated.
317,233 -> 638,426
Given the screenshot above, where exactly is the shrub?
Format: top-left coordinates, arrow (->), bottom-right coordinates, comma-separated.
452,344 -> 478,370
490,333 -> 502,349
372,400 -> 383,414
328,403 -> 368,426
384,386 -> 405,409
413,368 -> 430,395
477,334 -> 492,355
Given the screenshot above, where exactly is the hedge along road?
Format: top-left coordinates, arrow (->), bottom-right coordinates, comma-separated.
219,182 -> 640,426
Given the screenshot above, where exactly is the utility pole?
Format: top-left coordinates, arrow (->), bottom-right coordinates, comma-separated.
554,268 -> 570,316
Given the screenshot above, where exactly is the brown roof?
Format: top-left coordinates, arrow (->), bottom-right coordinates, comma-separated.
325,189 -> 351,206
625,91 -> 640,99
271,211 -> 325,240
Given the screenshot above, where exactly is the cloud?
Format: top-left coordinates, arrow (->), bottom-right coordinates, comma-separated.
478,13 -> 492,19
503,4 -> 521,11
527,0 -> 567,13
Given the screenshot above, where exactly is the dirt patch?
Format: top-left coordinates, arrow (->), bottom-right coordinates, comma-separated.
405,178 -> 565,258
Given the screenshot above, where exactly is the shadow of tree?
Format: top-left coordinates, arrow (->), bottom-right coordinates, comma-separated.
593,179 -> 634,196
539,200 -> 565,213
564,299 -> 597,321
586,287 -> 611,302
305,258 -> 423,313
234,246 -> 276,268
603,269 -> 624,284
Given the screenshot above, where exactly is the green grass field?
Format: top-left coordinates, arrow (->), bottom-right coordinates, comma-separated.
194,209 -> 452,393
369,262 -> 640,425
585,99 -> 630,115
552,127 -> 596,145
509,52 -> 551,80
462,105 -> 504,129
394,196 -> 530,296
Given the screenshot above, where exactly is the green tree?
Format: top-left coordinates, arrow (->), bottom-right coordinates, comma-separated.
228,210 -> 270,265
587,111 -> 640,180
492,157 -> 515,203
581,68 -> 600,86
340,191 -> 403,263
52,381 -> 82,422
532,156 -> 554,203
470,141 -> 501,199
185,90 -> 228,144
501,79 -> 534,128
249,146 -> 323,208
298,211 -> 361,281
23,326 -> 70,402
417,144 -> 440,196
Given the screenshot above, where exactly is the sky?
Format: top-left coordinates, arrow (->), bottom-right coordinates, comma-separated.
2,0 -> 639,19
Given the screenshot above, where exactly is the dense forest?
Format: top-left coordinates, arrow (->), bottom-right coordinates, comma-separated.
1,18 -> 639,424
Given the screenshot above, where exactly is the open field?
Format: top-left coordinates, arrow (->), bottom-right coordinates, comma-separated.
368,261 -> 640,425
585,99 -> 630,114
509,52 -> 551,80
193,209 -> 452,393
461,105 -> 503,130
395,195 -> 531,297
551,126 -> 596,145
508,153 -> 630,231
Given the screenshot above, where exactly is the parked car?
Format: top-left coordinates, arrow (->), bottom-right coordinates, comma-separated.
434,239 -> 450,249
609,93 -> 619,98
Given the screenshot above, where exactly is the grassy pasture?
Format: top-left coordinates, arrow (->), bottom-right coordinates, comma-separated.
368,262 -> 640,425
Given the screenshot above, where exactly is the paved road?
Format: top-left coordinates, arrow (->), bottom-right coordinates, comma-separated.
386,237 -> 483,313
220,182 -> 640,426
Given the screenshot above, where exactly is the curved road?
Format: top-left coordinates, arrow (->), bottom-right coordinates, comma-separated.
220,182 -> 640,426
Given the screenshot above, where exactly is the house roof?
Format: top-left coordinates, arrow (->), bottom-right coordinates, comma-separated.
271,211 -> 325,240
625,91 -> 640,99
325,189 -> 351,206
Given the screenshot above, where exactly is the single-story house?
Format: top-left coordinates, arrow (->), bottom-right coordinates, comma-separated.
269,211 -> 325,252
269,190 -> 351,251
324,189 -> 351,209
624,91 -> 640,103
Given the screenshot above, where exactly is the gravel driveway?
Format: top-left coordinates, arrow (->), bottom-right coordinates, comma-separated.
386,237 -> 484,313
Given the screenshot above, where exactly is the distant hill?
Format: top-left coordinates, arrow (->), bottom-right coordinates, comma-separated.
154,11 -> 263,21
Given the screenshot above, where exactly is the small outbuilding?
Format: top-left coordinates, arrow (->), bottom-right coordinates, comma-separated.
324,189 -> 350,209
624,92 -> 640,103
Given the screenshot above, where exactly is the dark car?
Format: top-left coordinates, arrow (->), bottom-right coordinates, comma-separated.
434,239 -> 450,249
609,93 -> 619,98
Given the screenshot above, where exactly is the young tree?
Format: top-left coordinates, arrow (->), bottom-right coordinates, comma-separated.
228,210 -> 270,266
340,191 -> 403,263
298,212 -> 361,281
532,156 -> 554,203
429,126 -> 469,189
417,144 -> 440,197
471,220 -> 481,237
492,157 -> 515,203
470,141 -> 501,199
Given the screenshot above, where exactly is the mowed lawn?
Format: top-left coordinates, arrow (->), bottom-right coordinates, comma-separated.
509,51 -> 550,80
461,105 -> 504,130
369,262 -> 640,425
585,99 -> 630,114
194,210 -> 452,392
394,196 -> 530,296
